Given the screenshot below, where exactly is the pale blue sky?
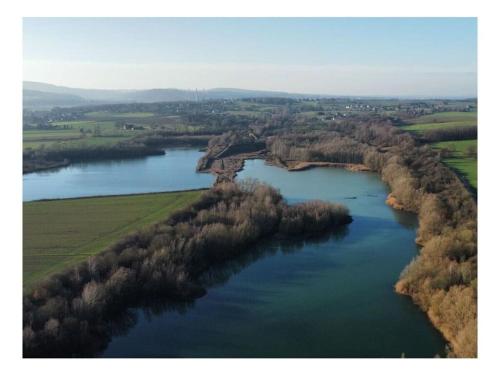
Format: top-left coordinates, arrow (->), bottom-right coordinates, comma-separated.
23,18 -> 477,97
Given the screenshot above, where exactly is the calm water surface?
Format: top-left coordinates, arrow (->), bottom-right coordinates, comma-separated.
23,148 -> 213,201
102,160 -> 446,358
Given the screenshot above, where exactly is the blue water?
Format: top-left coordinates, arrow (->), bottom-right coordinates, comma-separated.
23,148 -> 214,201
102,160 -> 446,358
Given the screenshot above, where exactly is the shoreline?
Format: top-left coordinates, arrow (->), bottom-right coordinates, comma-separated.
23,146 -> 472,357
23,149 -> 165,175
23,187 -> 210,203
385,193 -> 407,211
24,183 -> 352,357
285,161 -> 370,172
198,150 -> 372,183
23,139 -> 210,175
222,151 -> 459,355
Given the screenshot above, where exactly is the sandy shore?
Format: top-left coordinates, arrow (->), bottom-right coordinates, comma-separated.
286,161 -> 371,172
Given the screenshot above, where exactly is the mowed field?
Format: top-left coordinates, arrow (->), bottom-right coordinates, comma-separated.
84,111 -> 156,119
433,139 -> 477,189
23,190 -> 205,289
401,111 -> 477,132
23,111 -> 153,150
400,111 -> 477,190
407,111 -> 477,124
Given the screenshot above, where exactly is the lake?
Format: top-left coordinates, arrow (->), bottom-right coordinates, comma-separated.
101,159 -> 446,358
23,148 -> 214,201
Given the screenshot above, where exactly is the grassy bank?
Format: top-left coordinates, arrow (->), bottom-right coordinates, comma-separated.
23,190 -> 205,289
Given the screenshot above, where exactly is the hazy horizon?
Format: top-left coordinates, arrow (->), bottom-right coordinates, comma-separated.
23,18 -> 477,97
23,80 -> 476,100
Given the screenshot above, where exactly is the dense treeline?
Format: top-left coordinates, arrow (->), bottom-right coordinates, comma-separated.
380,145 -> 477,357
265,121 -> 477,357
23,142 -> 164,174
420,126 -> 477,143
23,181 -> 351,357
267,131 -> 367,164
34,143 -> 163,162
23,132 -> 213,174
131,132 -> 211,148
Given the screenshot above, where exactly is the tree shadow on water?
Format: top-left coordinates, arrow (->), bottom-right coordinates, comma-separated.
96,225 -> 350,357
198,225 -> 350,289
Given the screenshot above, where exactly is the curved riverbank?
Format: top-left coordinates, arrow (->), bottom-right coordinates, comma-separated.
21,145 -> 457,357
236,155 -> 462,354
23,182 -> 352,357
196,130 -> 476,357
101,160 -> 447,358
253,155 -> 475,357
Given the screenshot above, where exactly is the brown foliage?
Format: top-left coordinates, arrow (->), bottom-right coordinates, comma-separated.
23,181 -> 350,357
266,121 -> 477,357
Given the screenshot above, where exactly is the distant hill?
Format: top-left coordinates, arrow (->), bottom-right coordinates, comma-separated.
23,90 -> 89,109
23,81 -> 330,109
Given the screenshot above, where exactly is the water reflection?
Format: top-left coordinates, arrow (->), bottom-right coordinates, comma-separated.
102,162 -> 446,358
98,226 -> 349,357
23,148 -> 214,201
199,226 -> 350,289
390,208 -> 419,230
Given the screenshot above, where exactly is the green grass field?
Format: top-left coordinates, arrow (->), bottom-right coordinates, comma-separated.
23,190 -> 205,289
51,119 -> 148,135
23,119 -> 148,149
84,111 -> 156,119
24,129 -> 82,140
401,111 -> 477,132
400,120 -> 476,132
50,120 -> 117,131
408,111 -> 477,124
433,139 -> 477,189
400,112 -> 478,189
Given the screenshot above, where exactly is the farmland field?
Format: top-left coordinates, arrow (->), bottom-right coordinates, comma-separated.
84,111 -> 156,119
407,111 -> 477,124
23,119 -> 146,149
400,111 -> 477,190
401,111 -> 477,132
401,120 -> 476,132
433,139 -> 477,189
23,190 -> 205,289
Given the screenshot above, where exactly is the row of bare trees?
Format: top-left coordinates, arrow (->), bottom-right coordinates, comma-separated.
265,120 -> 477,357
421,126 -> 477,142
23,181 -> 351,357
267,131 -> 366,164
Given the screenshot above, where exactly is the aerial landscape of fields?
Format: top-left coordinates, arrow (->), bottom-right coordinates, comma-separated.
400,111 -> 477,189
19,16 -> 479,363
23,190 -> 205,289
